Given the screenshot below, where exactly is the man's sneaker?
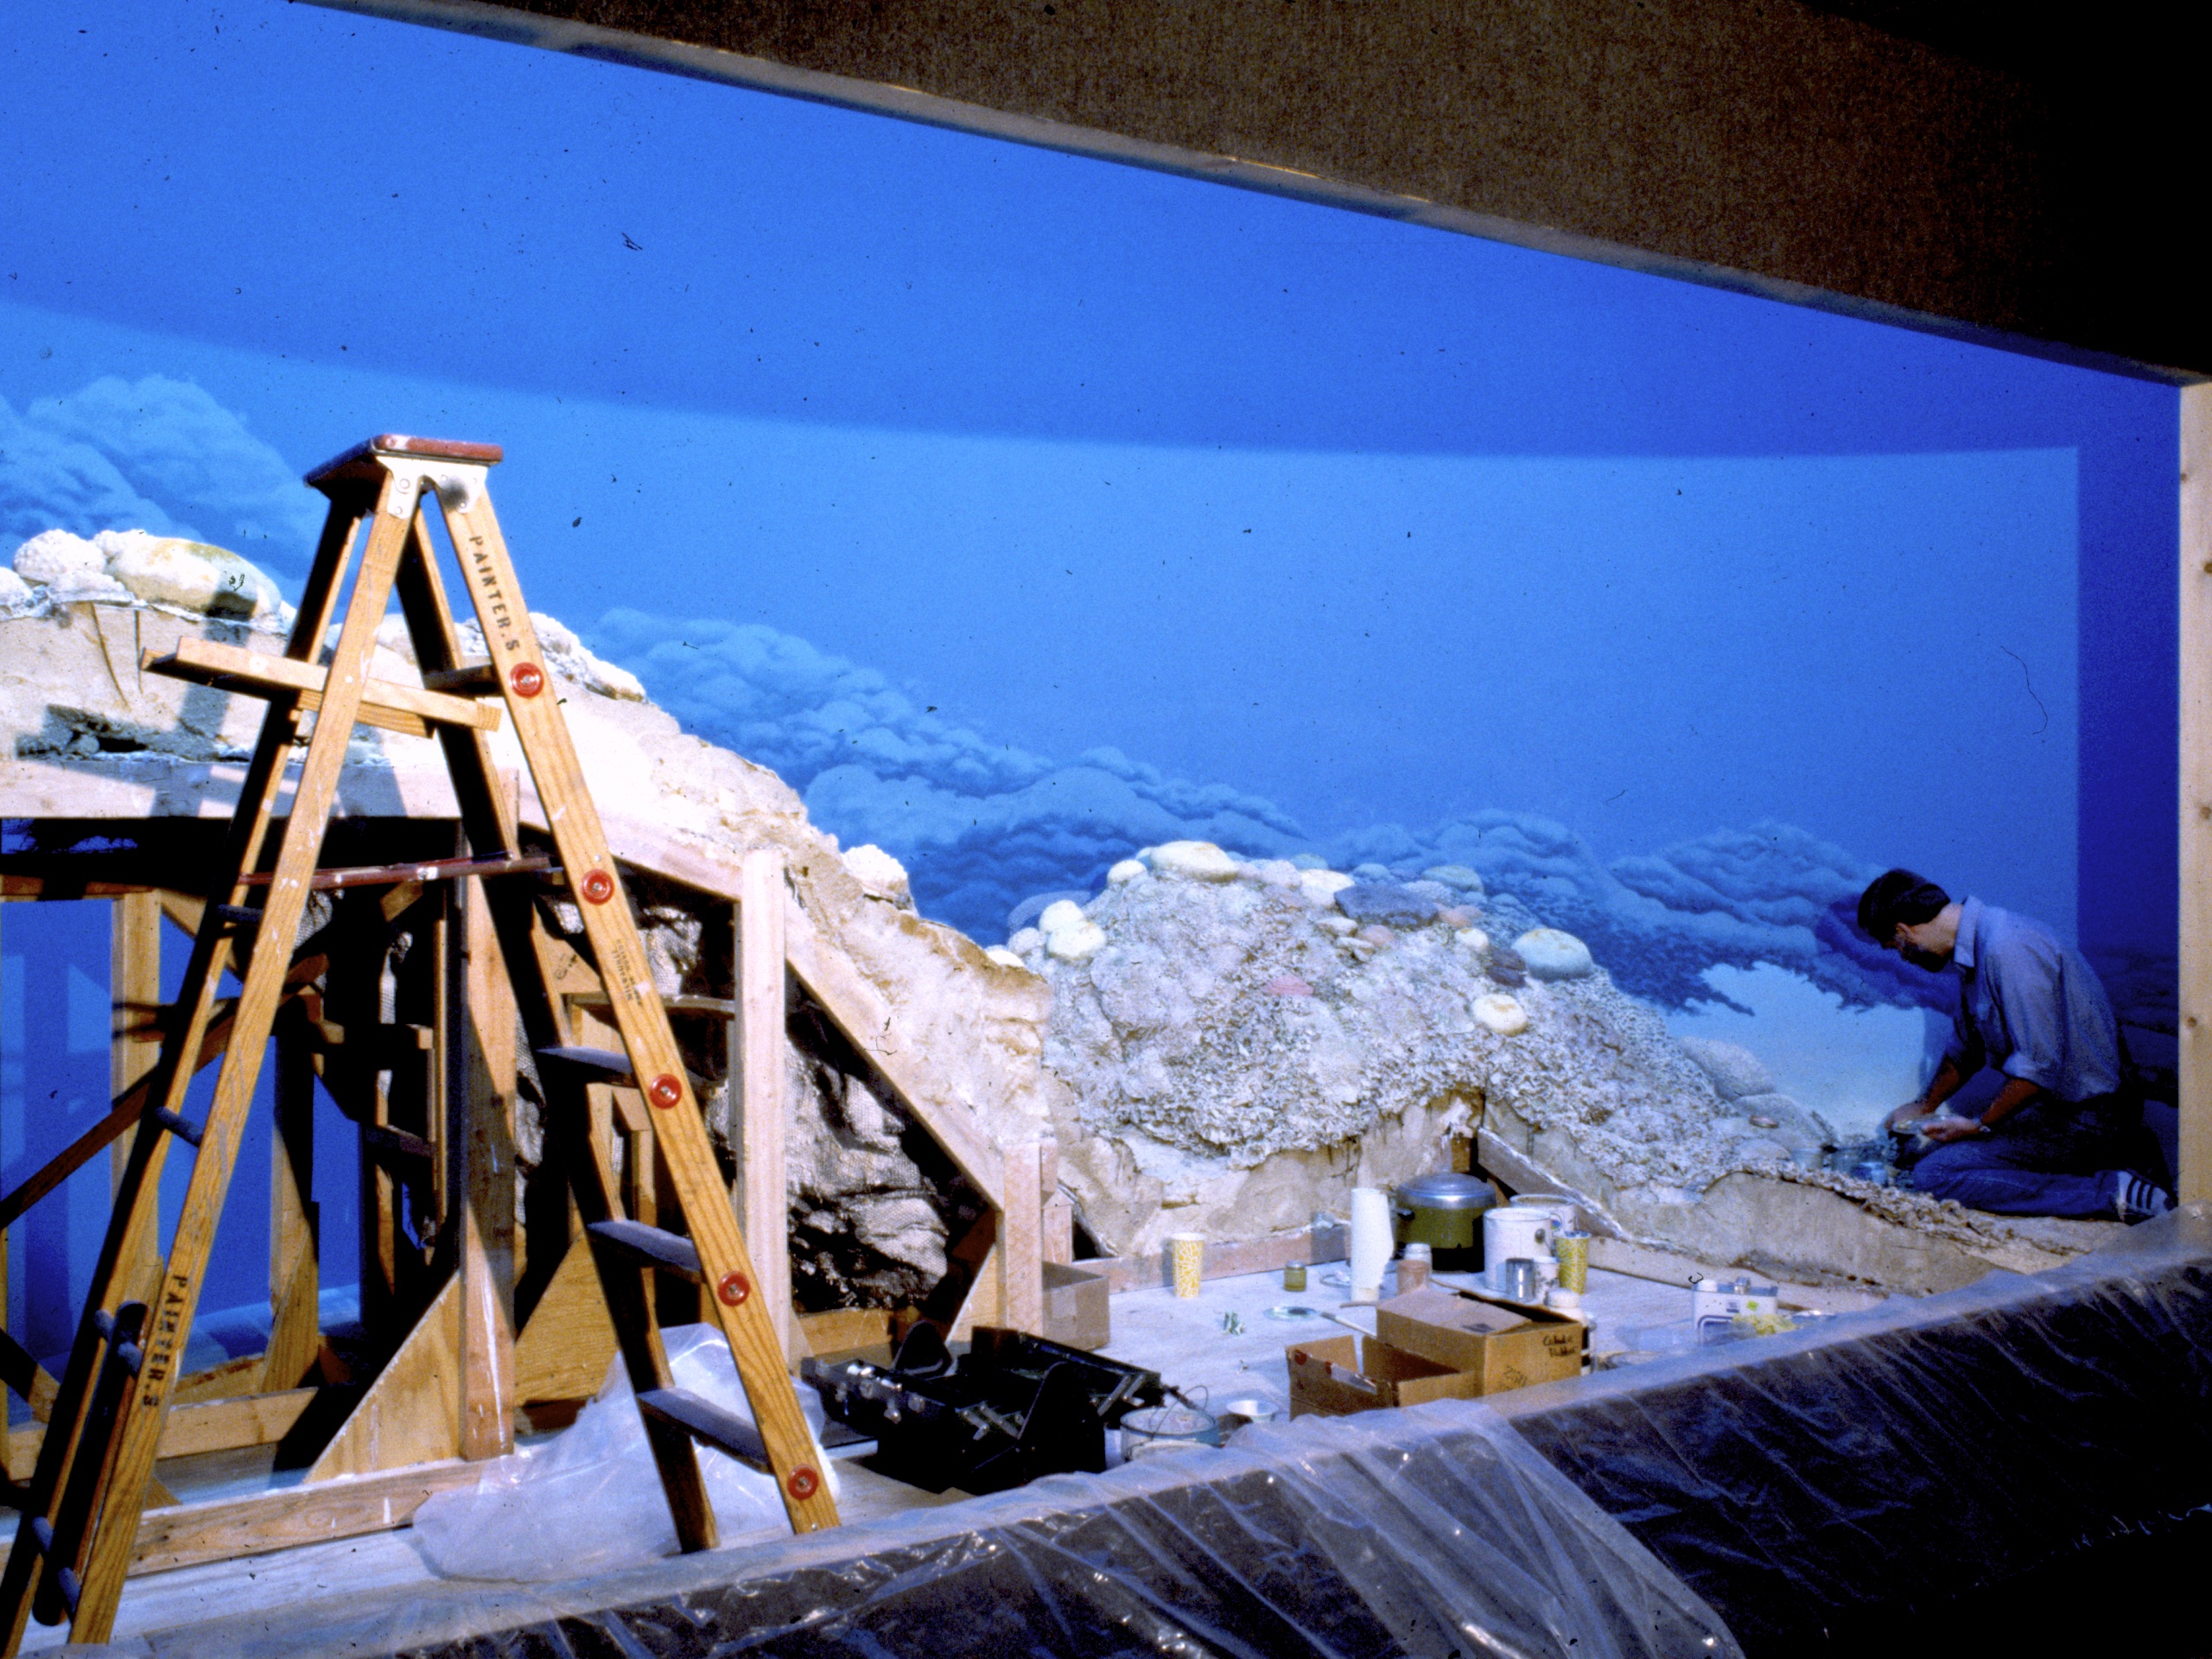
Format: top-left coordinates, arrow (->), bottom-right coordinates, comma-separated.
2115,1174 -> 2174,1223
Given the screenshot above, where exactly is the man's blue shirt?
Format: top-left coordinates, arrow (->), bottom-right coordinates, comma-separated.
1942,897 -> 2122,1103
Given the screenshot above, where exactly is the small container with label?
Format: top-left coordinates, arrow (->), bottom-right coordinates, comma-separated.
1282,1261 -> 1308,1293
1396,1243 -> 1432,1294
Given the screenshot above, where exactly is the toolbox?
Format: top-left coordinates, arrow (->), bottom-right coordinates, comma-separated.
801,1324 -> 1164,1493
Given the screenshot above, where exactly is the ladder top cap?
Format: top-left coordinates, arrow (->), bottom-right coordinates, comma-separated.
306,435 -> 504,488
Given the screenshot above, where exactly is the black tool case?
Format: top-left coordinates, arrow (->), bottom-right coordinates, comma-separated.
801,1325 -> 1164,1493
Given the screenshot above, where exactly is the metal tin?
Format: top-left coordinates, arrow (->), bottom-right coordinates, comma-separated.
1552,1230 -> 1591,1293
1500,1257 -> 1539,1301
1392,1172 -> 1498,1262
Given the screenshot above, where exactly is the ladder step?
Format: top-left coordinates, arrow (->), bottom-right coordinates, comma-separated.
143,637 -> 504,739
586,1218 -> 702,1282
636,1387 -> 769,1469
362,1124 -> 435,1166
535,1045 -> 635,1086
419,661 -> 500,696
91,1313 -> 143,1379
212,904 -> 263,929
26,1518 -> 81,1616
151,1107 -> 203,1147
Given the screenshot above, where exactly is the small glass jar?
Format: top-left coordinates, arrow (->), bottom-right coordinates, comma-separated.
1397,1243 -> 1433,1293
1282,1261 -> 1308,1292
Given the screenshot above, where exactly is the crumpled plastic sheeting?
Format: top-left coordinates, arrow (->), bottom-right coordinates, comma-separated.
1503,1207 -> 2212,1654
169,1392 -> 1734,1659
410,1325 -> 839,1580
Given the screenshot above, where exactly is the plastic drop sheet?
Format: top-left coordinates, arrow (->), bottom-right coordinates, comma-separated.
1502,1208 -> 2212,1654
411,1325 -> 840,1580
141,1391 -> 1738,1659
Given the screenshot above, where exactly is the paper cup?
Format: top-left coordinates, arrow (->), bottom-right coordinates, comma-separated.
1168,1231 -> 1206,1298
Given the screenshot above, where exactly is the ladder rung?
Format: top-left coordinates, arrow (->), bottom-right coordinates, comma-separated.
419,662 -> 500,696
363,1124 -> 435,1166
636,1387 -> 769,1469
568,993 -> 739,1018
143,637 -> 503,739
152,1107 -> 203,1147
535,1046 -> 635,1086
28,1516 -> 53,1558
587,1218 -> 702,1282
213,904 -> 263,929
25,1516 -> 81,1615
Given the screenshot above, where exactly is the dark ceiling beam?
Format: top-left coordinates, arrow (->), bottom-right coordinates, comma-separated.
312,0 -> 2202,380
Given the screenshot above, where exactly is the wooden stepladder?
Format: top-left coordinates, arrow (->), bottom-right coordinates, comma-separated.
1,435 -> 837,1652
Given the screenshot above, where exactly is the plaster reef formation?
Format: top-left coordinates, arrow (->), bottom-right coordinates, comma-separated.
1011,842 -> 2120,1290
3,530 -> 1043,1313
3,530 -> 2118,1299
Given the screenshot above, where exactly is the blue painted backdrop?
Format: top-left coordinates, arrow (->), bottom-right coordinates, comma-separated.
0,2 -> 2179,1351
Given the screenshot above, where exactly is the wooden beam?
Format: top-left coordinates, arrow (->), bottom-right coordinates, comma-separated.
2183,381 -> 2212,1205
124,1456 -> 492,1579
153,1388 -> 318,1460
143,636 -> 503,738
264,1031 -> 321,1392
567,812 -> 1006,1212
111,892 -> 164,1299
736,852 -> 794,1361
304,1275 -> 463,1481
1039,1138 -> 1073,1267
512,1240 -> 617,1404
999,1141 -> 1044,1336
453,874 -> 518,1459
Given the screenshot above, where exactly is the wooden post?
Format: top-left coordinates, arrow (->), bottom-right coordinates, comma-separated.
110,892 -> 163,1299
734,852 -> 792,1360
264,1031 -> 320,1390
999,1141 -> 1044,1335
1039,1138 -> 1073,1266
2181,382 -> 2212,1205
451,873 -> 516,1460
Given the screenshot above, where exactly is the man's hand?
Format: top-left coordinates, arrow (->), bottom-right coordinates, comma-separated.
1918,1116 -> 1986,1146
1885,1100 -> 1936,1134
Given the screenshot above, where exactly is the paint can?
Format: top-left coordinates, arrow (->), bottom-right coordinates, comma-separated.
1500,1257 -> 1540,1302
1483,1206 -> 1551,1292
1552,1230 -> 1591,1294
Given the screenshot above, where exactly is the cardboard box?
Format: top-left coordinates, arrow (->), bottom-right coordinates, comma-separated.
1373,1287 -> 1586,1395
1287,1332 -> 1488,1418
1041,1261 -> 1110,1351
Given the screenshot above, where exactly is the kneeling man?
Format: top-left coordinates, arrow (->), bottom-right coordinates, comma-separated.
1857,869 -> 2170,1221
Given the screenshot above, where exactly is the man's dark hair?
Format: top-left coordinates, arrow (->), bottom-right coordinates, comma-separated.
1857,869 -> 1951,943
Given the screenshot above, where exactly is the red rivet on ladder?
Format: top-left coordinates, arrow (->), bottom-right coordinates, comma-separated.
786,1465 -> 820,1501
648,1072 -> 683,1109
580,868 -> 615,905
717,1270 -> 752,1306
509,662 -> 545,698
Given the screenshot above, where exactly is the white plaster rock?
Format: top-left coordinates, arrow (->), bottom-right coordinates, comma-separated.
1046,920 -> 1108,962
1037,899 -> 1088,936
1454,926 -> 1491,954
984,945 -> 1027,969
1299,868 -> 1355,901
1472,992 -> 1529,1035
1007,927 -> 1046,956
1147,839 -> 1240,881
1514,927 -> 1595,980
1108,858 -> 1147,885
97,531 -> 286,624
842,842 -> 913,909
0,569 -> 38,616
1733,1091 -> 1836,1148
14,529 -> 132,602
1422,863 -> 1486,894
1676,1036 -> 1778,1101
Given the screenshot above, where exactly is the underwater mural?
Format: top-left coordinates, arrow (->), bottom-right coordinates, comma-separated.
1,1 -> 2182,1342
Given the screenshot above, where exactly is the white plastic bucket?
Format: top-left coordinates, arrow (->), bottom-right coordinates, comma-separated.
1484,1205 -> 1552,1291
